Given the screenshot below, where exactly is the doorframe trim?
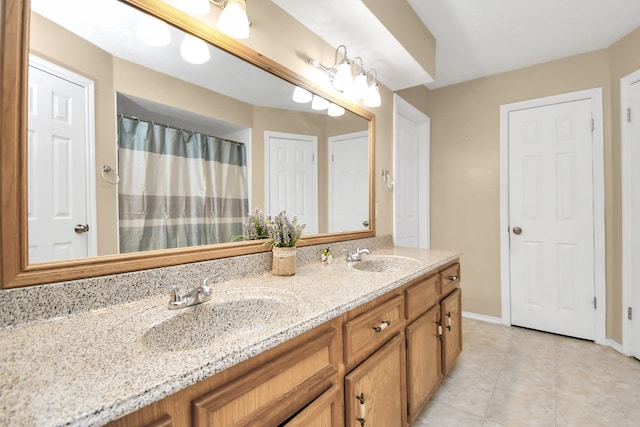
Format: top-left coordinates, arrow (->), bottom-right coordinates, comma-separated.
621,69 -> 640,356
499,88 -> 606,344
392,94 -> 431,248
28,54 -> 98,258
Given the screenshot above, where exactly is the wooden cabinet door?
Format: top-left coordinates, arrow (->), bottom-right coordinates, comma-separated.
344,333 -> 407,427
406,304 -> 442,423
283,384 -> 343,427
441,288 -> 462,375
192,328 -> 338,426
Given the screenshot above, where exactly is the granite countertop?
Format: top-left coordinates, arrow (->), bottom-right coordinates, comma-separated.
0,247 -> 461,427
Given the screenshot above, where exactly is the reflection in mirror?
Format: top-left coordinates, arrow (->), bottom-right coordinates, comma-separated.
27,0 -> 370,264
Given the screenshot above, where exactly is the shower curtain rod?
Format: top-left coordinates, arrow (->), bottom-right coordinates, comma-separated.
118,113 -> 194,135
117,113 -> 245,146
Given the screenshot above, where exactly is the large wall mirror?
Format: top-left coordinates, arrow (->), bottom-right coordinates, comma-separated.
0,0 -> 375,288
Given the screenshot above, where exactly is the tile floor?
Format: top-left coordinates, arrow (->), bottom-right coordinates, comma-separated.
413,318 -> 640,426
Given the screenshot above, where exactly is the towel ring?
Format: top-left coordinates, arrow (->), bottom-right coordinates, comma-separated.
101,165 -> 119,185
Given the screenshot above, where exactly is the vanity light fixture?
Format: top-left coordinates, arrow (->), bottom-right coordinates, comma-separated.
363,69 -> 382,108
292,86 -> 313,103
181,34 -> 211,64
328,103 -> 346,117
211,0 -> 250,40
167,0 -> 250,39
307,45 -> 382,107
352,57 -> 368,101
136,14 -> 171,47
308,45 -> 354,92
311,95 -> 330,111
331,45 -> 353,92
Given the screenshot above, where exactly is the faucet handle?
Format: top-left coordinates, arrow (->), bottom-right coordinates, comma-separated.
201,275 -> 219,292
168,286 -> 182,303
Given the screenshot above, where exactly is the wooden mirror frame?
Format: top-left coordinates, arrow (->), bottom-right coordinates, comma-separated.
0,0 -> 375,289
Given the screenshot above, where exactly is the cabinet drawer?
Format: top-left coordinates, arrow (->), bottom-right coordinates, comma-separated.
405,274 -> 440,323
440,263 -> 461,296
343,295 -> 405,369
192,327 -> 338,426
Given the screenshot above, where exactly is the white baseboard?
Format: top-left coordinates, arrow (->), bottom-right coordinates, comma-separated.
462,314 -> 631,356
606,339 -> 628,356
462,311 -> 502,324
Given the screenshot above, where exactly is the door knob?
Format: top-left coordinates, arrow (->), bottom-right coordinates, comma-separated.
512,226 -> 522,235
362,220 -> 369,227
74,224 -> 90,234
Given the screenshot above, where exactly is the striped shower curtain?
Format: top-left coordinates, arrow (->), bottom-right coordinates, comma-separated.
117,116 -> 249,253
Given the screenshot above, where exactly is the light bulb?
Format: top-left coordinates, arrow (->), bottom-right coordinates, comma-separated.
363,83 -> 381,108
292,86 -> 313,103
180,34 -> 210,64
353,72 -> 368,100
332,59 -> 353,92
136,15 -> 171,47
218,0 -> 250,39
328,103 -> 345,117
311,95 -> 330,111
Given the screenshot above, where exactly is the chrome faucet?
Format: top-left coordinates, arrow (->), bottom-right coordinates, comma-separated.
168,277 -> 214,309
344,247 -> 371,262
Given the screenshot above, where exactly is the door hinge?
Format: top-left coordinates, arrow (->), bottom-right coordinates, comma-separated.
628,108 -> 632,123
312,153 -> 315,162
331,153 -> 334,162
629,307 -> 633,320
591,118 -> 595,132
593,297 -> 597,310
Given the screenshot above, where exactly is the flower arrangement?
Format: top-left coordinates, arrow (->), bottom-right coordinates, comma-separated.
242,208 -> 269,240
241,208 -> 305,248
267,210 -> 305,248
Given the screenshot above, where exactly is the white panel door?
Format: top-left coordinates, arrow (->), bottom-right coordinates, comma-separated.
394,96 -> 430,249
265,133 -> 318,234
509,99 -> 596,340
28,64 -> 90,263
328,131 -> 368,232
628,80 -> 640,359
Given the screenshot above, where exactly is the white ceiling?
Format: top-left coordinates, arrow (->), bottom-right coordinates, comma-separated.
273,0 -> 640,90
272,0 -> 433,92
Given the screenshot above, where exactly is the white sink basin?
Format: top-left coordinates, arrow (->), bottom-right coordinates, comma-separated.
142,291 -> 306,351
350,255 -> 421,273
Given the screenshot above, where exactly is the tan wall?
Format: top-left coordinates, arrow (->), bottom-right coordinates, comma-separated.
424,37 -> 640,342
362,0 -> 436,80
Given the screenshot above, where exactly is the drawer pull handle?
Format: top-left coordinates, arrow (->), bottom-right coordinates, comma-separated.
373,320 -> 391,332
447,275 -> 458,281
356,393 -> 366,426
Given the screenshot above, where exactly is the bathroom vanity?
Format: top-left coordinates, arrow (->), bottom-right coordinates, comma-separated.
0,248 -> 461,426
106,249 -> 462,427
